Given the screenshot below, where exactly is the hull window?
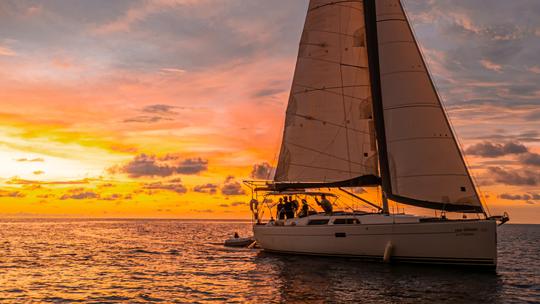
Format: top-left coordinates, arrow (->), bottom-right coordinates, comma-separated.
333,218 -> 360,225
307,219 -> 329,225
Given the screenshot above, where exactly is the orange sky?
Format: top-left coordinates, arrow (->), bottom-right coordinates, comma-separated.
0,0 -> 538,223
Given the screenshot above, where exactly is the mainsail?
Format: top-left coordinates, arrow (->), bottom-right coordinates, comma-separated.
273,0 -> 484,213
274,0 -> 380,185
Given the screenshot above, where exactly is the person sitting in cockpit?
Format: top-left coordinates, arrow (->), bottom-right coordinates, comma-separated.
315,194 -> 333,214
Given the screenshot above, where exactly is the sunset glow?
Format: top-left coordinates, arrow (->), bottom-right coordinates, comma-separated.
0,0 -> 538,223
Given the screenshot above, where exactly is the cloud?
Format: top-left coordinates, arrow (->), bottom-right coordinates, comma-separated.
250,162 -> 274,179
500,193 -> 540,200
193,183 -> 218,194
112,154 -> 208,178
124,104 -> 180,123
143,179 -> 187,194
230,201 -> 246,207
221,176 -> 245,196
60,189 -> 99,200
174,158 -> 209,174
99,193 -> 132,201
0,45 -> 17,57
0,190 -> 25,198
488,167 -> 540,186
92,0 -> 207,34
142,104 -> 178,115
160,68 -> 186,75
98,183 -> 115,188
466,141 -> 528,157
16,158 -> 45,162
190,209 -> 214,213
6,178 -> 91,185
123,116 -> 173,123
520,152 -> 540,167
33,170 -> 45,175
480,59 -> 502,72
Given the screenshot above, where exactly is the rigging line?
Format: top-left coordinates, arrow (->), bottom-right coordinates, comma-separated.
305,29 -> 359,39
387,136 -> 454,143
383,103 -> 440,110
297,55 -> 369,69
291,120 -> 352,182
338,3 -> 353,177
294,83 -> 370,91
284,141 -> 372,167
287,162 -> 365,174
288,110 -> 372,134
291,84 -> 369,104
292,89 -> 371,103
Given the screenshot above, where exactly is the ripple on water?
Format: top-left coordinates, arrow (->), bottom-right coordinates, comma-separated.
0,220 -> 537,303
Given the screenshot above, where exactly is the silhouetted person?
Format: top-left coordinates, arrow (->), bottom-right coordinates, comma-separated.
277,198 -> 285,220
315,194 -> 333,214
298,199 -> 310,218
284,196 -> 294,219
289,195 -> 299,215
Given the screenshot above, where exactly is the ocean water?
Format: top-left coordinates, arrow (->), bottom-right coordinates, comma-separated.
0,220 -> 537,303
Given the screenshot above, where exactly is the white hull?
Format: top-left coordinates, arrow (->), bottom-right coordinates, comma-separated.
253,214 -> 497,267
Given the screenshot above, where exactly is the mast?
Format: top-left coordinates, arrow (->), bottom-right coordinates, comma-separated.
363,0 -> 390,214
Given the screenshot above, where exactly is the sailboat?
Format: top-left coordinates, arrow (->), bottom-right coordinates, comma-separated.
244,0 -> 509,267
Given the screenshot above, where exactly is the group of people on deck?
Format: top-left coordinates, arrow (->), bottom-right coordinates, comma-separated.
276,194 -> 333,220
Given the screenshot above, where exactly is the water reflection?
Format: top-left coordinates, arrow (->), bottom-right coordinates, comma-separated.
0,220 -> 535,303
255,252 -> 504,303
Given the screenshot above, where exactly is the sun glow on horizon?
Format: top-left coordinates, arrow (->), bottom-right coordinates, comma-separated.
0,0 -> 538,223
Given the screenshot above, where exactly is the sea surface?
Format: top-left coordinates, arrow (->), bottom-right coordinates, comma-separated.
0,220 -> 538,303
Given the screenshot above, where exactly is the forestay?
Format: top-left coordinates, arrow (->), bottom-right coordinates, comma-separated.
274,0 -> 379,184
374,0 -> 483,212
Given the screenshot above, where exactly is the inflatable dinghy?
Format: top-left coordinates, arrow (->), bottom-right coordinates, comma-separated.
224,237 -> 255,247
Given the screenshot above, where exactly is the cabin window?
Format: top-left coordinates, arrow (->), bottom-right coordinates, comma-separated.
307,219 -> 329,225
333,218 -> 360,225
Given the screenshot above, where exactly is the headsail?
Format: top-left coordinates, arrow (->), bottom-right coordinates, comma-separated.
370,0 -> 484,213
274,0 -> 379,186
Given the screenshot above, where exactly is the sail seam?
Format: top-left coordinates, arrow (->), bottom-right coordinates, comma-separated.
304,29 -> 361,39
396,174 -> 469,178
379,40 -> 415,46
309,1 -> 362,12
380,70 -> 426,76
338,4 -> 354,178
383,104 -> 440,110
388,136 -> 453,143
287,163 -> 367,174
298,56 -> 369,69
292,85 -> 371,102
285,141 -> 370,166
376,18 -> 406,22
289,113 -> 371,134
